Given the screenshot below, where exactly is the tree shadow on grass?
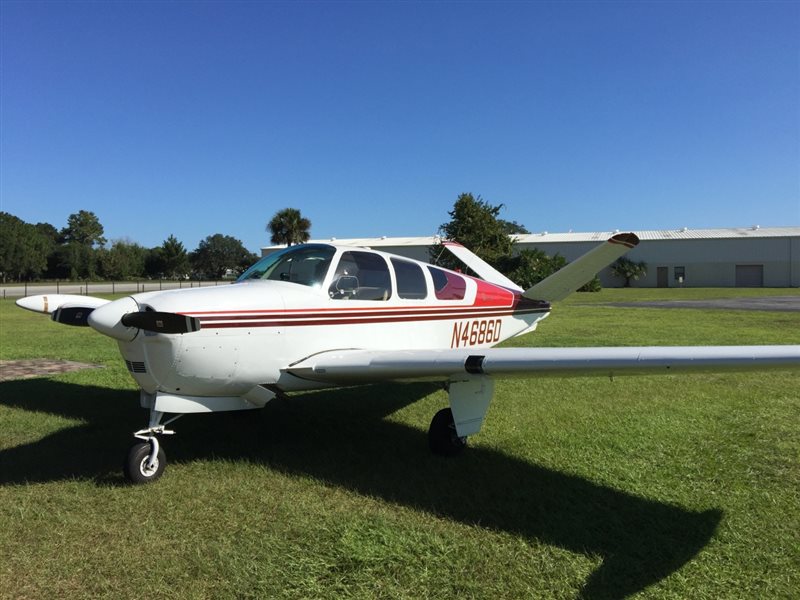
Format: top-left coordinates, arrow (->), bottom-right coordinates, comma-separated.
0,378 -> 721,599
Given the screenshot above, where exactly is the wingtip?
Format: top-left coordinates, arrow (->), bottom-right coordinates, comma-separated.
609,232 -> 639,248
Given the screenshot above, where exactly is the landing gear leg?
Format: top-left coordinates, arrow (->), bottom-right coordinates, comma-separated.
428,376 -> 495,457
123,410 -> 181,484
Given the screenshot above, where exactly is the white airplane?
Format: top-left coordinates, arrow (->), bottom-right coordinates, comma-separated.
16,233 -> 800,484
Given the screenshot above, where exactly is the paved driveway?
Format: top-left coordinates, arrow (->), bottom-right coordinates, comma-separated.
1,280 -> 227,299
608,296 -> 800,312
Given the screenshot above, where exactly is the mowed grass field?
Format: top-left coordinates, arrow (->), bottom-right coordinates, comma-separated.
1,288 -> 798,599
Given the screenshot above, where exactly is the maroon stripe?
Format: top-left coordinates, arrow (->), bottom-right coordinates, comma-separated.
201,307 -> 549,329
196,306 -> 515,322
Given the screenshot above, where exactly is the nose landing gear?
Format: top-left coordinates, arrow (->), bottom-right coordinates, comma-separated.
124,439 -> 167,483
123,410 -> 181,484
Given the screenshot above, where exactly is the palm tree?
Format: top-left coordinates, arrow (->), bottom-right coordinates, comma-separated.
611,257 -> 648,287
267,208 -> 311,246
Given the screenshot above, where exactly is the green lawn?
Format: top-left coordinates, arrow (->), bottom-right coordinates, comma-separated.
1,289 -> 798,599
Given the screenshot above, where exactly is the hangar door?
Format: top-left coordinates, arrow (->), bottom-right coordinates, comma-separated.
735,265 -> 763,287
657,267 -> 668,288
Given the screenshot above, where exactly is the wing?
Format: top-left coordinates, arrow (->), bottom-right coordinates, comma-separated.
285,345 -> 800,385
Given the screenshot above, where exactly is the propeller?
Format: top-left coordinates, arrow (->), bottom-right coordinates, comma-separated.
52,305 -> 94,326
120,311 -> 201,334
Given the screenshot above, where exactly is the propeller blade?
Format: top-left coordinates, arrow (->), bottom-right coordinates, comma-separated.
120,311 -> 201,334
52,305 -> 94,326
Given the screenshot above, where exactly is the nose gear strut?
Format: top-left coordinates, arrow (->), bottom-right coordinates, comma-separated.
124,410 -> 182,484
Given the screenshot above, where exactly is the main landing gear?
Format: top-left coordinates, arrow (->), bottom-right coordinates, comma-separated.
123,410 -> 181,484
427,377 -> 495,457
428,408 -> 467,456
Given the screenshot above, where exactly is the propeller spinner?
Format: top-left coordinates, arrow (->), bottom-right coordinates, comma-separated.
87,297 -> 201,340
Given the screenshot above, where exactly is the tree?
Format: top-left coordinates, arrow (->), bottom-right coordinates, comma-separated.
0,212 -> 52,281
51,242 -> 97,280
578,275 -> 602,293
498,219 -> 530,235
268,208 -> 311,246
611,257 -> 648,287
55,210 -> 106,279
431,194 -> 601,293
148,235 -> 189,279
60,210 -> 106,247
501,248 -> 567,289
432,193 -> 516,271
98,239 -> 148,280
34,222 -> 59,246
190,234 -> 258,279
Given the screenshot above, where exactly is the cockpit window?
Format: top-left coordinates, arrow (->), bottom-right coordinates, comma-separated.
329,251 -> 392,301
427,266 -> 466,300
237,244 -> 336,288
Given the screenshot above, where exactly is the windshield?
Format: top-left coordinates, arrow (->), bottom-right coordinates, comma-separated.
237,244 -> 336,287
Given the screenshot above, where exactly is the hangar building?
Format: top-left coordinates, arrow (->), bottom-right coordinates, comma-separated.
262,226 -> 800,288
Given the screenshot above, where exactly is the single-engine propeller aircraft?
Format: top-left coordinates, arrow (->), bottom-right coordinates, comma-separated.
16,233 -> 800,483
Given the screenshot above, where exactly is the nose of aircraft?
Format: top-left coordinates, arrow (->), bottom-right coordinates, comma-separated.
88,296 -> 140,341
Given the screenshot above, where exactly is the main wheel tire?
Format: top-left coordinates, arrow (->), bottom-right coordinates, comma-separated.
428,408 -> 467,456
123,441 -> 166,484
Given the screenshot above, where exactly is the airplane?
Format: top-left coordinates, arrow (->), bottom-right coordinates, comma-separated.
15,232 -> 800,484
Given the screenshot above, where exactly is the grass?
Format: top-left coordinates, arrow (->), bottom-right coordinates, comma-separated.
1,288 -> 798,599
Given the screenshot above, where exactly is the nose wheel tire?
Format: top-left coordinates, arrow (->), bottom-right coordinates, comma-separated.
124,441 -> 166,484
428,408 -> 467,456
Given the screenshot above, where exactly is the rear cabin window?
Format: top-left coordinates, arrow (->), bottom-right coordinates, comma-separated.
329,251 -> 392,301
391,258 -> 428,299
427,267 -> 466,300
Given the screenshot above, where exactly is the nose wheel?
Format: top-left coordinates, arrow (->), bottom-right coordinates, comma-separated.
123,410 -> 180,484
124,440 -> 166,484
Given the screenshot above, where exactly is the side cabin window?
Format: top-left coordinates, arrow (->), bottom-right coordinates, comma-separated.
329,251 -> 392,301
237,244 -> 335,288
391,258 -> 428,299
427,266 -> 466,300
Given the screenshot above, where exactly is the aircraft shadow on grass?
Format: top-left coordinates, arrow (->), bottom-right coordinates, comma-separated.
0,378 -> 721,599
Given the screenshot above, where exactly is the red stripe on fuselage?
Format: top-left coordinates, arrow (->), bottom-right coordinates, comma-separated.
201,308 -> 547,329
192,294 -> 549,329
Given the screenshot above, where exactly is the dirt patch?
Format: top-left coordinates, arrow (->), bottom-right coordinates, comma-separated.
0,359 -> 103,382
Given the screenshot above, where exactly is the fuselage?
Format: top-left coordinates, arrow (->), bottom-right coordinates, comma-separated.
106,244 -> 550,397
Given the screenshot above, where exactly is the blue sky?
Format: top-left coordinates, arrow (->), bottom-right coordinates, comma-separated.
2,0 -> 798,253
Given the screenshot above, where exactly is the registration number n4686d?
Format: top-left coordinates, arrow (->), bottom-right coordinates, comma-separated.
451,319 -> 502,348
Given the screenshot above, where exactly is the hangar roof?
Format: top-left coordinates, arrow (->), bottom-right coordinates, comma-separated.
516,226 -> 800,243
263,226 -> 800,251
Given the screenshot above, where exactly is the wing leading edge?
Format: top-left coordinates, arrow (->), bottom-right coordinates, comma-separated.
286,345 -> 800,385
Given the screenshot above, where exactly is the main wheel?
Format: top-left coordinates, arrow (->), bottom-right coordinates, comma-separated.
428,408 -> 467,456
124,441 -> 166,484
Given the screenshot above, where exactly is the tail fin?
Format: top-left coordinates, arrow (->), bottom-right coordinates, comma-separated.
440,241 -> 523,291
523,233 -> 639,302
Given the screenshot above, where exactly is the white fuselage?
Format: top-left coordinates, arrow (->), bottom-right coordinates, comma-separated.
111,245 -> 550,399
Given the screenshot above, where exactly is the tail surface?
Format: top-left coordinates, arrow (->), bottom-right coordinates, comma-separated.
441,233 -> 639,301
523,233 -> 639,301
